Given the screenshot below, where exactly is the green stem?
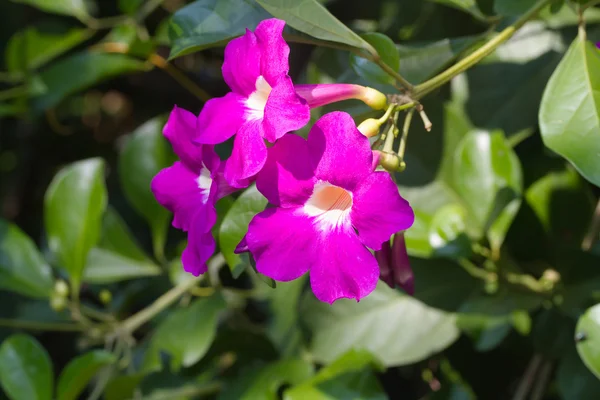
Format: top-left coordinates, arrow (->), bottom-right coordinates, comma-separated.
136,0 -> 165,22
458,258 -> 497,281
582,199 -> 600,251
397,109 -> 414,159
414,0 -> 554,98
0,318 -> 86,332
120,254 -> 225,333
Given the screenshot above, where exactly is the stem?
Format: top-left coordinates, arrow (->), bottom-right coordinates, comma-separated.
504,272 -> 549,293
512,354 -> 543,400
148,54 -> 211,102
0,318 -> 86,332
414,0 -> 553,98
120,254 -> 224,333
530,360 -> 553,400
582,199 -> 600,251
136,0 -> 165,22
458,258 -> 497,281
369,55 -> 414,92
397,109 -> 415,159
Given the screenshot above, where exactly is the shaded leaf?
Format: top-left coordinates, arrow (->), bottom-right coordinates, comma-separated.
494,0 -> 538,16
5,27 -> 92,74
143,295 -> 226,372
119,117 -> 174,260
218,185 -> 267,278
302,282 -> 459,366
9,0 -> 89,20
44,158 -> 106,292
558,345 -> 600,400
0,219 -> 53,298
427,0 -> 488,21
539,36 -> 600,186
0,334 -> 53,400
577,303 -> 600,379
83,248 -> 161,284
255,0 -> 376,54
350,32 -> 399,85
169,0 -> 269,58
56,350 -> 116,400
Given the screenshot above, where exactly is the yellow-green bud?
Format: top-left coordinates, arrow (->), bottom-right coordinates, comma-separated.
377,151 -> 404,172
357,118 -> 381,137
99,289 -> 112,305
50,295 -> 67,312
361,87 -> 388,110
54,280 -> 69,298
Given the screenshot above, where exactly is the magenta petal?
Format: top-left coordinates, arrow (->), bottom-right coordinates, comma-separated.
375,240 -> 394,288
151,162 -> 208,231
256,133 -> 315,207
307,112 -> 373,190
181,221 -> 215,276
263,75 -> 310,142
246,207 -> 314,281
196,92 -> 245,145
224,121 -> 267,188
163,106 -> 203,168
254,18 -> 289,85
351,171 -> 414,250
391,232 -> 414,296
222,29 -> 261,96
234,236 -> 249,254
310,226 -> 379,304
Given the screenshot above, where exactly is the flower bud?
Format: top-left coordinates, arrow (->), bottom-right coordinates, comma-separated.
54,280 -> 69,298
50,294 -> 67,312
360,87 -> 388,110
357,118 -> 381,137
375,232 -> 414,295
99,289 -> 112,305
294,84 -> 387,110
377,151 -> 405,172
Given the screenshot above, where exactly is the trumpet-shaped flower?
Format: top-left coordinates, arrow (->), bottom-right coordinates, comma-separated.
244,112 -> 415,303
151,106 -> 234,276
194,18 -> 310,188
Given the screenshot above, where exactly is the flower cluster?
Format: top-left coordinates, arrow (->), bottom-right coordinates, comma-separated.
151,18 -> 415,303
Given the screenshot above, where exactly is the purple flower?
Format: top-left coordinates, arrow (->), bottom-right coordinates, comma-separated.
295,83 -> 388,110
244,111 -> 415,303
151,106 -> 234,276
194,18 -> 310,188
375,232 -> 414,295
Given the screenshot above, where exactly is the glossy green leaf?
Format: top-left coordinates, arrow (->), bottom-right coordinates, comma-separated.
218,359 -> 314,400
5,27 -> 92,74
350,32 -> 399,85
539,36 -> 600,186
494,0 -> 538,16
119,117 -> 174,260
98,207 -> 150,262
286,350 -> 384,400
0,219 -> 53,298
576,304 -> 600,379
44,158 -> 107,292
267,277 -> 306,356
428,0 -> 488,21
83,248 -> 161,284
56,350 -> 116,400
429,203 -> 472,258
453,130 -> 522,250
397,36 -> 481,84
9,0 -> 89,20
218,185 -> 267,278
255,0 -> 376,54
143,295 -> 226,372
0,334 -> 53,400
302,282 -> 459,366
168,0 -> 269,58
33,52 -> 146,111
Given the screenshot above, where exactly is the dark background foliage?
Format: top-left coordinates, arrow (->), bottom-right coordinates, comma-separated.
1,0 -> 600,399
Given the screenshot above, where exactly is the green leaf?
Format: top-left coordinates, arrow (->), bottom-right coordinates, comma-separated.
33,52 -> 146,111
539,36 -> 600,187
427,0 -> 488,21
45,158 -> 107,292
429,203 -> 472,258
452,130 -> 522,250
0,334 -> 53,400
302,282 -> 459,366
576,304 -> 600,379
558,345 -> 600,400
267,276 -> 306,356
286,350 -> 385,400
118,0 -> 143,14
255,0 -> 376,54
98,207 -> 150,262
143,295 -> 226,372
218,185 -> 267,278
9,0 -> 89,20
119,117 -> 174,260
56,350 -> 116,400
494,0 -> 538,16
104,374 -> 144,400
83,248 -> 161,284
168,0 -> 270,58
0,219 -> 54,298
350,32 -> 399,85
5,27 -> 92,74
218,359 -> 314,400
397,36 -> 482,84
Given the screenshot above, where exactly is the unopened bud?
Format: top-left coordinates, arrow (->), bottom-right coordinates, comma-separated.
361,87 -> 388,110
50,295 -> 67,312
54,280 -> 69,298
377,151 -> 404,172
99,289 -> 112,305
357,118 -> 381,137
